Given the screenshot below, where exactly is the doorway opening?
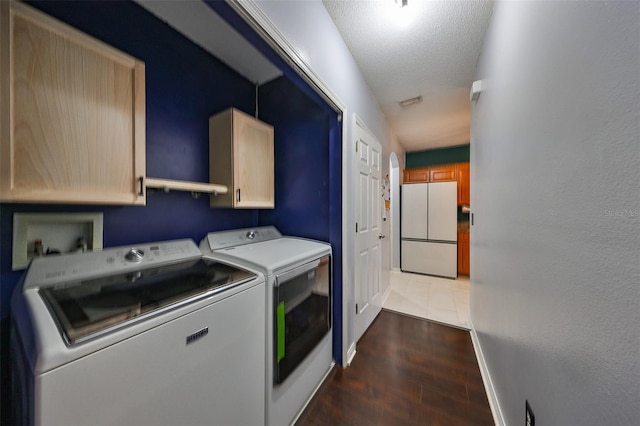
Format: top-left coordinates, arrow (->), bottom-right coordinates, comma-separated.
382,155 -> 470,329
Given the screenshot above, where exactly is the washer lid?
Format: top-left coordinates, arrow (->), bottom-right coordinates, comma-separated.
39,259 -> 256,346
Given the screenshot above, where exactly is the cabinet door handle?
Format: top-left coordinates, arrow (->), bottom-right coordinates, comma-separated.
138,176 -> 144,196
236,188 -> 241,203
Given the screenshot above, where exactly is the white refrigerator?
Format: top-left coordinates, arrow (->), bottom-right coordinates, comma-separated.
401,181 -> 457,278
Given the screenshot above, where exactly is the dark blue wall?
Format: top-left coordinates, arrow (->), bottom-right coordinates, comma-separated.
1,1 -> 343,420
0,0 -> 261,316
207,1 -> 344,364
259,77 -> 331,241
258,78 -> 343,362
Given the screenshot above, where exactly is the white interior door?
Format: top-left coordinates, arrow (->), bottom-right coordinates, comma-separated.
355,121 -> 382,341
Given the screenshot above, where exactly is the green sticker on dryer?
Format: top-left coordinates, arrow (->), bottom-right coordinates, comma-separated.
277,302 -> 285,362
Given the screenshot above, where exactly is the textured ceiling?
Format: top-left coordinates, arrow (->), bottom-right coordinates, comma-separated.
137,0 -> 493,153
323,0 -> 494,152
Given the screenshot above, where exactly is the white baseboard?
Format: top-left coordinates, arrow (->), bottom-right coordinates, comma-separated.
346,343 -> 357,366
381,284 -> 393,306
469,319 -> 505,426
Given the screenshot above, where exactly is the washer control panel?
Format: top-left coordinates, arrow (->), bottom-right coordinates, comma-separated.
24,239 -> 202,289
125,248 -> 145,263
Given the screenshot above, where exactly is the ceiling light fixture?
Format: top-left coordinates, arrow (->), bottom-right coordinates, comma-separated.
385,0 -> 413,27
398,95 -> 423,108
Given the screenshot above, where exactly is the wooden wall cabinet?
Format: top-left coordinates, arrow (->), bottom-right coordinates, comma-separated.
209,108 -> 274,209
458,231 -> 470,276
404,162 -> 470,206
0,1 -> 146,204
403,164 -> 458,184
403,167 -> 430,183
428,164 -> 457,183
456,162 -> 470,206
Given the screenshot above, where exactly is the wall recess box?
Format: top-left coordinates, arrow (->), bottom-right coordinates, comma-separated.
12,213 -> 104,270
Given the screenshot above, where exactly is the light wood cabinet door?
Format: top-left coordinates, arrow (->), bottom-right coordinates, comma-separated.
403,167 -> 430,183
457,162 -> 470,206
209,108 -> 274,209
0,1 -> 146,204
428,164 -> 457,182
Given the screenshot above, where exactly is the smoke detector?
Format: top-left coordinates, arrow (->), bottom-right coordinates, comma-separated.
398,95 -> 423,108
470,80 -> 483,102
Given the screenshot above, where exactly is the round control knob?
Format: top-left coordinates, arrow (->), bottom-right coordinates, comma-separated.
125,248 -> 145,263
246,230 -> 256,240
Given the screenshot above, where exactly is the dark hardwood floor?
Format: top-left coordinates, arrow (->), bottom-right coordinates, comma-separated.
295,310 -> 494,426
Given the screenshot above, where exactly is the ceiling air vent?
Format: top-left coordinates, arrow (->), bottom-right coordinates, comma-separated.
398,95 -> 423,108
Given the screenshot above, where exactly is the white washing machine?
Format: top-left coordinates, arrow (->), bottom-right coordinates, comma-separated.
200,226 -> 334,426
10,239 -> 266,426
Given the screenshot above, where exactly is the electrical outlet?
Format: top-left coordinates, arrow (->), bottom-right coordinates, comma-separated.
525,400 -> 535,426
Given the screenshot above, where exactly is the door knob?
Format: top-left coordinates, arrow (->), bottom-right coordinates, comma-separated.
379,233 -> 386,239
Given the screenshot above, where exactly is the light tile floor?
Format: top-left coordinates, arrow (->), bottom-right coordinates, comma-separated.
383,270 -> 470,329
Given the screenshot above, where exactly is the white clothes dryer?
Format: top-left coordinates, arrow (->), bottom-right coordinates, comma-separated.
200,226 -> 334,426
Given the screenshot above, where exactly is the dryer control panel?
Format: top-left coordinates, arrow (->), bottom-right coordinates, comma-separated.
204,226 -> 282,251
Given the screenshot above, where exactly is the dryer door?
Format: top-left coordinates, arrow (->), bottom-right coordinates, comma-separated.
273,255 -> 331,385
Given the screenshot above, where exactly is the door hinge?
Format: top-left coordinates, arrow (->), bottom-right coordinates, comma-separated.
355,142 -> 358,153
355,303 -> 359,314
355,222 -> 358,233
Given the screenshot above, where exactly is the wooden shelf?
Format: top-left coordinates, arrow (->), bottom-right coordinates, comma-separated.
145,178 -> 228,196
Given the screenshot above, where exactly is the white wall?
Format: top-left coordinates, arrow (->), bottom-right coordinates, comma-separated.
252,0 -> 405,363
471,2 -> 639,425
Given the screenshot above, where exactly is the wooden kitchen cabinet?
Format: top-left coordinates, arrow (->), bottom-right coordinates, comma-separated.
404,164 -> 457,183
457,162 -> 470,206
458,231 -> 470,276
429,164 -> 457,182
404,162 -> 470,205
403,167 -> 430,183
209,108 -> 274,209
0,1 -> 146,204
